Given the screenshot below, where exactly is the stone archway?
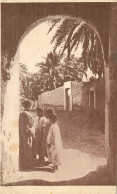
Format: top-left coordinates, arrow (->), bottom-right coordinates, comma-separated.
1,4 -> 116,185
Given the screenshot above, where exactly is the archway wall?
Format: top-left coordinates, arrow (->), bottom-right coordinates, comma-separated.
2,3 -> 111,62
105,3 -> 117,177
1,3 -> 116,184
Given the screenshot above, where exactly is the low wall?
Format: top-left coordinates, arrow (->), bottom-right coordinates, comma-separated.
38,86 -> 64,109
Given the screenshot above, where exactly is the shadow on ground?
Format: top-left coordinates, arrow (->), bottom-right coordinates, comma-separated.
3,165 -> 115,186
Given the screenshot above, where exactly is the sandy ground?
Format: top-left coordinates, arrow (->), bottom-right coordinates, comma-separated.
4,149 -> 106,184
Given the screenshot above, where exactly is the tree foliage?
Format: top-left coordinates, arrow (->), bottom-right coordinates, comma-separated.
36,51 -> 64,91
20,63 -> 41,100
62,55 -> 87,82
48,19 -> 104,78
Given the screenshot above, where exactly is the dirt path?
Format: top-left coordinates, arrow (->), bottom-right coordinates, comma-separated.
31,110 -> 106,158
55,110 -> 106,158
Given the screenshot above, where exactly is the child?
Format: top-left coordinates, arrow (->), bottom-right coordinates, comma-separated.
46,113 -> 63,172
35,107 -> 47,164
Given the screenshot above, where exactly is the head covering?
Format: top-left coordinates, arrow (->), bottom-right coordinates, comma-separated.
22,100 -> 31,109
36,107 -> 44,112
49,113 -> 57,123
36,107 -> 44,116
45,108 -> 54,118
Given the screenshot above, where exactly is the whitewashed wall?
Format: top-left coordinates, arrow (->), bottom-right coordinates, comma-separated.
38,86 -> 65,108
38,81 -> 84,111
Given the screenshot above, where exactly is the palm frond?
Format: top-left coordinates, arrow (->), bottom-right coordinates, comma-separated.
47,19 -> 61,34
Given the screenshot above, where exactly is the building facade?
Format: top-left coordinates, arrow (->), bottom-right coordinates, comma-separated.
38,78 -> 105,114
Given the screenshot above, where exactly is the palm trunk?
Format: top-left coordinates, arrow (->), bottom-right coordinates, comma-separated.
67,43 -> 71,60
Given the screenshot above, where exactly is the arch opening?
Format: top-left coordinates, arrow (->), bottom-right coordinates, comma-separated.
2,15 -> 107,185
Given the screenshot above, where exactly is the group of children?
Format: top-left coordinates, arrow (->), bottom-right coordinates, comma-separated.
19,100 -> 63,173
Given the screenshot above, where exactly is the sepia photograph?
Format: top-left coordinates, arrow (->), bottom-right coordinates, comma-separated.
0,1 -> 116,191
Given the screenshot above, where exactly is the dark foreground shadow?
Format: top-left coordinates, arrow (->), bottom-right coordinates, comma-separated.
22,167 -> 53,173
3,165 -> 116,186
20,161 -> 53,172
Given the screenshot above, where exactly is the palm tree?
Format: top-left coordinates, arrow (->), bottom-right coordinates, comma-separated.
36,51 -> 63,91
62,55 -> 87,82
48,19 -> 104,78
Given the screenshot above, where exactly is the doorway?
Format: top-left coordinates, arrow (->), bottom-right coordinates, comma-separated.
65,88 -> 70,111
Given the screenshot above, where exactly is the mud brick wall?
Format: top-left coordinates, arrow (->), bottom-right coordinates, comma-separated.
82,84 -> 89,113
71,82 -> 84,110
82,78 -> 105,114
